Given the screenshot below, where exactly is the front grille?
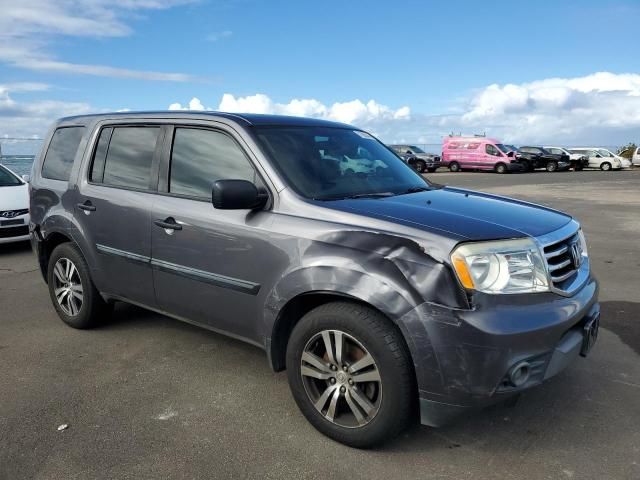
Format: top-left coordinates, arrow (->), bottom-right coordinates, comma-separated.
0,225 -> 29,238
0,209 -> 28,219
543,232 -> 580,289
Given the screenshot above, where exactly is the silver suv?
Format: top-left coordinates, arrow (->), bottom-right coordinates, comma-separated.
30,112 -> 600,448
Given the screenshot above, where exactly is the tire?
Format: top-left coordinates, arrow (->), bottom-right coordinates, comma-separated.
449,161 -> 461,172
546,161 -> 558,172
47,242 -> 111,329
286,302 -> 415,448
600,162 -> 612,171
415,161 -> 426,173
495,162 -> 508,174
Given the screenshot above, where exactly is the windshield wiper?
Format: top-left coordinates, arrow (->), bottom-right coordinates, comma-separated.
396,186 -> 431,195
315,192 -> 395,201
347,192 -> 395,199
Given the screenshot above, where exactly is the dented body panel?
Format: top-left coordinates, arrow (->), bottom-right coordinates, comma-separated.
30,112 -> 600,428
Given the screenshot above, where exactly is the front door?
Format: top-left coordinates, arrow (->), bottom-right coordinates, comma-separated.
76,124 -> 163,306
150,125 -> 275,342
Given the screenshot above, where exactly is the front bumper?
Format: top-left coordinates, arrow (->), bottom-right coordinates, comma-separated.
397,275 -> 599,427
507,161 -> 526,172
0,214 -> 30,244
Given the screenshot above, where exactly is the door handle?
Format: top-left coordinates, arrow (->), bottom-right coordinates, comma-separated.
77,201 -> 96,212
154,217 -> 183,231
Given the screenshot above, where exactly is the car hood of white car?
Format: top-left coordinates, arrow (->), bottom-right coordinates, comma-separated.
0,183 -> 29,211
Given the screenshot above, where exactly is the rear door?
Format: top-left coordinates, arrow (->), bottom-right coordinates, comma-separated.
75,123 -> 163,306
150,124 -> 274,341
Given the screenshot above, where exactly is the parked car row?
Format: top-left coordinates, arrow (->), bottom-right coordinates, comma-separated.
389,137 -> 635,173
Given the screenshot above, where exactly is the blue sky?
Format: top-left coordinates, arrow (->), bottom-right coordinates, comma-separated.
1,0 -> 639,151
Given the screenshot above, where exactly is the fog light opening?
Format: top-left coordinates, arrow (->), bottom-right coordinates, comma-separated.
509,362 -> 531,387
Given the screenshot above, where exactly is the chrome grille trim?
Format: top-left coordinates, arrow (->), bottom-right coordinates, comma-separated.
544,244 -> 568,259
535,220 -> 590,297
548,258 -> 571,272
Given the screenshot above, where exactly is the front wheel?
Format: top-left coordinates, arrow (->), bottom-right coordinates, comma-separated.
449,161 -> 461,172
600,162 -> 612,171
546,161 -> 558,172
495,162 -> 508,174
286,302 -> 415,448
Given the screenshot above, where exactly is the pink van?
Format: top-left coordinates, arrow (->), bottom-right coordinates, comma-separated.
441,136 -> 524,173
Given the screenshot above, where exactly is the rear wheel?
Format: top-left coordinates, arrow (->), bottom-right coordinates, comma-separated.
600,162 -> 612,171
546,161 -> 558,172
47,243 -> 111,329
286,302 -> 415,448
449,161 -> 461,172
495,162 -> 508,174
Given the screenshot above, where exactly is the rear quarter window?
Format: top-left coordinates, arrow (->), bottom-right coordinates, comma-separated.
41,127 -> 85,181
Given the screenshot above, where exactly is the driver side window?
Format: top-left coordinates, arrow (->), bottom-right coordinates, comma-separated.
485,144 -> 501,156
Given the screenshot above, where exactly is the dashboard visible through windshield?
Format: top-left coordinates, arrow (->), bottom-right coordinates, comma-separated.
253,126 -> 431,200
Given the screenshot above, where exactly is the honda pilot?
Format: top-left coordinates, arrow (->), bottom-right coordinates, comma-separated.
30,112 -> 600,448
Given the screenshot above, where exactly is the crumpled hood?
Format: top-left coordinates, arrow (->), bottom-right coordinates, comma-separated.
322,187 -> 572,241
414,153 -> 439,160
0,183 -> 29,211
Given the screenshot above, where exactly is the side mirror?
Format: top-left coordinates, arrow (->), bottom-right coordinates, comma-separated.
595,154 -> 602,158
21,174 -> 30,183
507,151 -> 514,157
212,179 -> 267,210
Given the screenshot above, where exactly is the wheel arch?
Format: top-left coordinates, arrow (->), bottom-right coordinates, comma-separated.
36,230 -> 75,282
267,288 -> 415,373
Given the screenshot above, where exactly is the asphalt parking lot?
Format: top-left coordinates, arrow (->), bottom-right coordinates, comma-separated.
1,169 -> 639,480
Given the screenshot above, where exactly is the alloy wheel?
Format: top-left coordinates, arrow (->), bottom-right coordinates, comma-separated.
300,329 -> 382,428
52,258 -> 84,316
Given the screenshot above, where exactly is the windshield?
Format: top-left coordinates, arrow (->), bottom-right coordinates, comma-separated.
496,144 -> 511,154
253,127 -> 430,200
409,145 -> 425,153
0,165 -> 22,187
597,149 -> 614,157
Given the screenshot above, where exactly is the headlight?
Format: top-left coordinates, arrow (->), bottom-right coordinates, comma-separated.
451,238 -> 549,294
577,229 -> 588,259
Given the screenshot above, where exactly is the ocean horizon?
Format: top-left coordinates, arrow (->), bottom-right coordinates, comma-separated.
0,155 -> 35,176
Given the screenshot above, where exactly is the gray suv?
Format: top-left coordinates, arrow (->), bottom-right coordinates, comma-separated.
30,112 -> 600,448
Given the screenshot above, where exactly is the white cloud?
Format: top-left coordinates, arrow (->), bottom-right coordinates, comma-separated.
172,93 -> 412,128
0,0 -> 198,81
449,72 -> 640,145
0,83 -> 92,153
206,30 -> 233,42
168,97 -> 209,111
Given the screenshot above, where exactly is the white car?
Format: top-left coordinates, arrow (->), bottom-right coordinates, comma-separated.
0,165 -> 30,244
633,147 -> 640,166
568,148 -> 626,171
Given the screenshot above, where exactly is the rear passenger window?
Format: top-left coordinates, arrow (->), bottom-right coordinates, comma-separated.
96,127 -> 160,190
42,127 -> 85,181
169,128 -> 258,199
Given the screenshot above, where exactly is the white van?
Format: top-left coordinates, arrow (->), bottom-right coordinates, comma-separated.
569,148 -> 626,171
633,147 -> 640,166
